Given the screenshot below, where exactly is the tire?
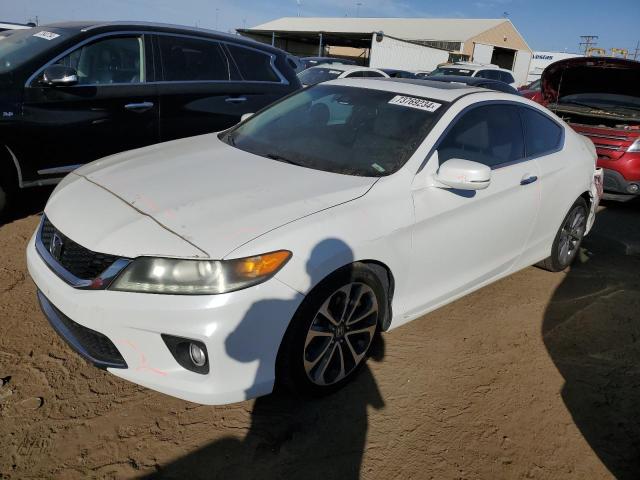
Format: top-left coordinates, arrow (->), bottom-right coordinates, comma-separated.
537,197 -> 588,272
276,263 -> 385,397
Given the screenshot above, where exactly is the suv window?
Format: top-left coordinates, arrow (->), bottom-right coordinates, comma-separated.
499,71 -> 515,84
226,44 -> 279,82
519,107 -> 563,157
475,69 -> 500,80
159,35 -> 231,81
438,104 -> 525,167
53,36 -> 144,84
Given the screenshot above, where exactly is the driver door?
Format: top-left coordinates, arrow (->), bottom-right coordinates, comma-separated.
405,103 -> 540,316
18,33 -> 159,181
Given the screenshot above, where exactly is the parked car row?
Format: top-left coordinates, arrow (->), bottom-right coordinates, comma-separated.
0,20 -> 614,406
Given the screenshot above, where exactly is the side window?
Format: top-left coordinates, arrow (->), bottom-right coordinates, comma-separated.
226,44 -> 279,82
344,71 -> 363,78
520,107 -> 563,157
438,104 -> 525,168
159,35 -> 231,81
362,71 -> 384,78
476,69 -> 501,80
500,71 -> 515,84
53,36 -> 144,84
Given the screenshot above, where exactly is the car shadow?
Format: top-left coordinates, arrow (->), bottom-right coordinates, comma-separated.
0,185 -> 53,227
141,238 -> 386,480
542,198 -> 640,479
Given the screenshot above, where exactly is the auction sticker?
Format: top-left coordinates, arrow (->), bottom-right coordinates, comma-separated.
33,31 -> 60,41
388,95 -> 441,112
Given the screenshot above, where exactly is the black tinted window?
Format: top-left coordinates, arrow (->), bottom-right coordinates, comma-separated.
159,35 -> 230,81
439,104 -> 525,167
226,44 -> 279,82
500,71 -> 514,83
476,69 -> 500,80
520,108 -> 563,156
362,71 -> 384,77
54,36 -> 144,84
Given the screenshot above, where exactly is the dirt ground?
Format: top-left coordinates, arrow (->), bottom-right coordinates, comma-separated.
0,194 -> 639,480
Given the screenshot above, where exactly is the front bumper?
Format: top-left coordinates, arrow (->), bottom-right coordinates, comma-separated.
27,233 -> 304,405
601,168 -> 640,195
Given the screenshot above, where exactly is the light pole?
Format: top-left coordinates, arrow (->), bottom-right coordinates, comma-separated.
215,8 -> 220,30
356,2 -> 362,17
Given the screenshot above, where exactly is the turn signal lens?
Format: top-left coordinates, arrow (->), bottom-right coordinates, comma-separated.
234,250 -> 292,278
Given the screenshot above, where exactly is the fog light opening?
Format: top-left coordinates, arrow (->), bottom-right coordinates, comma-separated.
627,183 -> 639,194
189,343 -> 207,367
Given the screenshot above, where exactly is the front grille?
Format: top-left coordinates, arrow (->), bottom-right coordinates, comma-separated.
40,216 -> 119,280
38,291 -> 127,369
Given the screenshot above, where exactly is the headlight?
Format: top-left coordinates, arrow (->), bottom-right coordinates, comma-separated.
110,250 -> 291,295
627,138 -> 640,152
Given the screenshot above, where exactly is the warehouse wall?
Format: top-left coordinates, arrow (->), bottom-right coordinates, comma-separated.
369,35 -> 449,71
462,21 -> 530,58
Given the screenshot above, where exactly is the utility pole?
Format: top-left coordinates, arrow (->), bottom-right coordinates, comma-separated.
579,35 -> 598,56
356,2 -> 363,17
633,41 -> 640,61
215,8 -> 220,31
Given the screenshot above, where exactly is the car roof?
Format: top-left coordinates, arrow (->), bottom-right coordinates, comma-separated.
326,77 -> 493,102
307,64 -> 369,72
442,63 -> 511,73
42,21 -> 284,55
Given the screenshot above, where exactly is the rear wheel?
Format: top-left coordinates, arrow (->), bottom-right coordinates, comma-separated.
537,198 -> 588,272
277,264 -> 384,396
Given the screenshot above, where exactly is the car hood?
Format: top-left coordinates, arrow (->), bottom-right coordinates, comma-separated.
73,133 -> 377,259
541,57 -> 640,104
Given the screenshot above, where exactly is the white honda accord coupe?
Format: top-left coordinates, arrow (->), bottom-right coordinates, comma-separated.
27,78 -> 603,405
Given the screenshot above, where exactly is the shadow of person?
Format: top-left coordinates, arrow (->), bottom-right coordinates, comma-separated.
144,239 -> 386,480
542,198 -> 640,479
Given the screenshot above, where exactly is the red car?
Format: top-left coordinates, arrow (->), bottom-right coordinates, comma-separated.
540,57 -> 640,198
518,78 -> 542,102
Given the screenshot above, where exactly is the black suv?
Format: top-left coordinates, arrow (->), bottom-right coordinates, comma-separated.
0,21 -> 301,215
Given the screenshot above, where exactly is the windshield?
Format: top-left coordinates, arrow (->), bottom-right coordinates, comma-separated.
429,67 -> 474,77
0,27 -> 66,73
221,85 -> 445,177
298,67 -> 343,86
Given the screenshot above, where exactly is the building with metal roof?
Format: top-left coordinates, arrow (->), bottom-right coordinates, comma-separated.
239,17 -> 533,84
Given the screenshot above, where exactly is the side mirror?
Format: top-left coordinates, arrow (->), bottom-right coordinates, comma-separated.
434,158 -> 491,190
240,112 -> 254,122
41,65 -> 78,87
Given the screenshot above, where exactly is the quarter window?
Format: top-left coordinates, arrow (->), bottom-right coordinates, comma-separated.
519,107 -> 563,157
438,104 -> 525,167
500,71 -> 515,84
159,35 -> 231,81
53,36 -> 144,84
226,44 -> 279,82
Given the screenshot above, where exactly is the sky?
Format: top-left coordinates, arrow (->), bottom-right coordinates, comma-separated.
3,0 -> 639,54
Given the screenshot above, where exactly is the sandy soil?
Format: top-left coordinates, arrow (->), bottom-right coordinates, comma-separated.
0,198 -> 638,480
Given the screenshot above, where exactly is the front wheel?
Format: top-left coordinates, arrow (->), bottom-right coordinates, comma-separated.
277,264 -> 384,397
537,197 -> 588,272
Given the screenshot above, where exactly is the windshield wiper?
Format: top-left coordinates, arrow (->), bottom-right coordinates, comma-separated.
265,153 -> 303,167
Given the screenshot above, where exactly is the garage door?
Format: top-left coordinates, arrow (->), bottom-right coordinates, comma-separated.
472,43 -> 494,64
512,50 -> 532,86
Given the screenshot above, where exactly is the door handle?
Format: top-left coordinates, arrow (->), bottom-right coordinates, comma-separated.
225,96 -> 247,104
520,175 -> 538,186
124,101 -> 154,112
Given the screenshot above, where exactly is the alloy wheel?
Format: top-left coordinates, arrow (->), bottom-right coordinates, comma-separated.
303,282 -> 378,386
558,205 -> 587,266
